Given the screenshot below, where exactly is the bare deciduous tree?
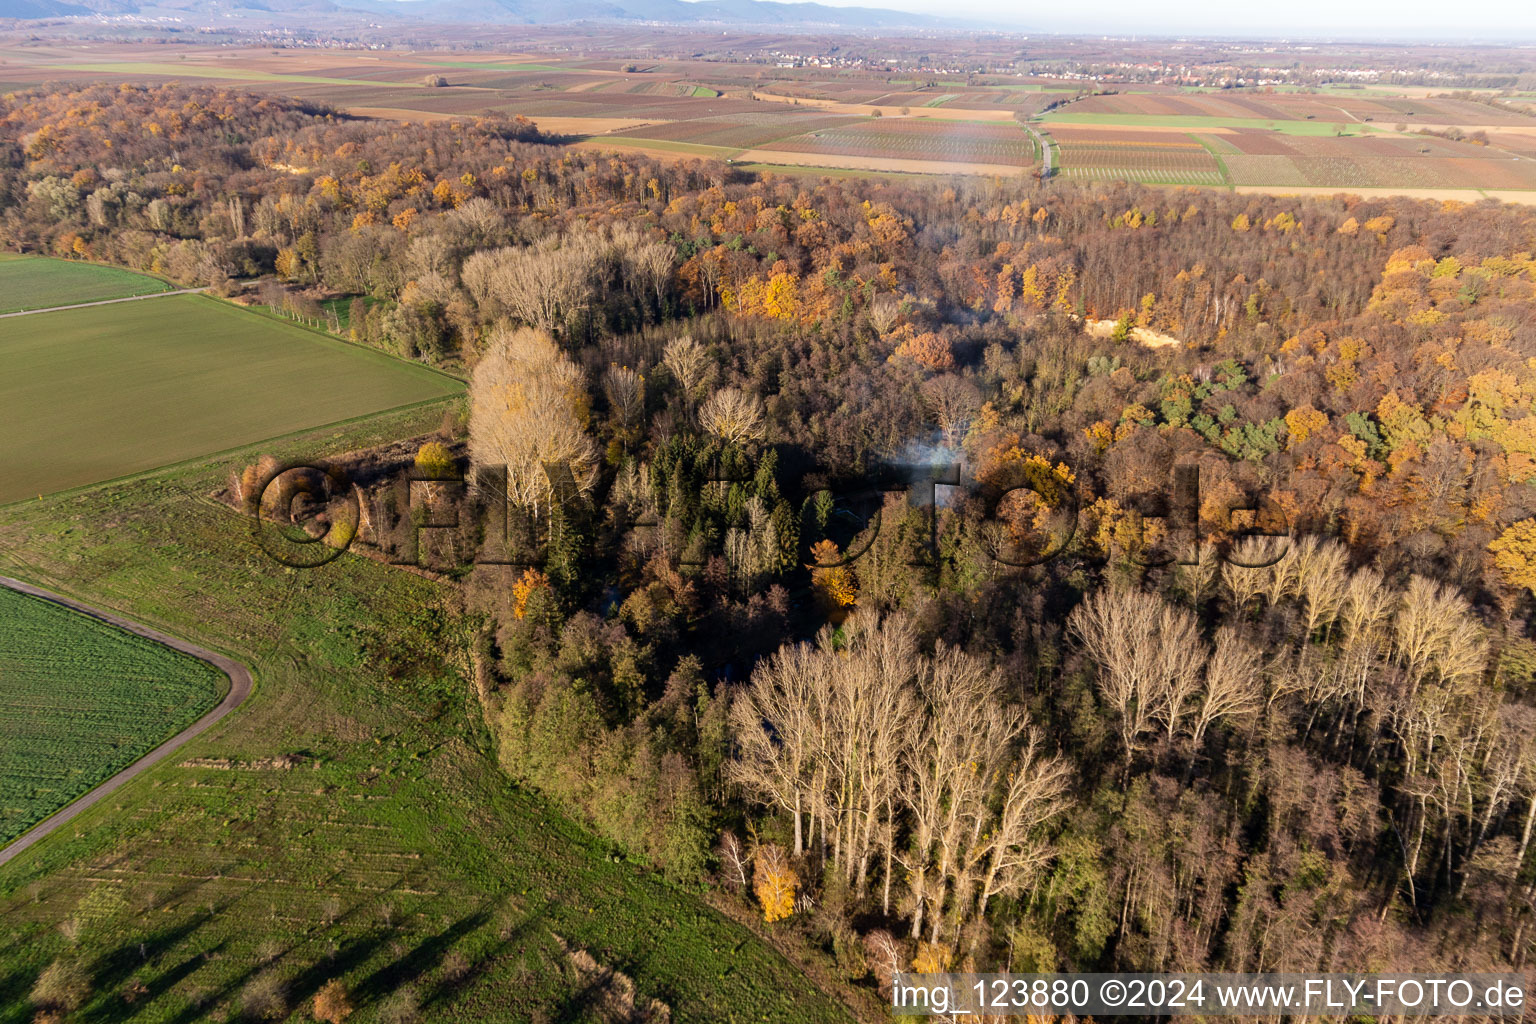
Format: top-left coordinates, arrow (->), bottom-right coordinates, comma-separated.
920,374 -> 982,448
868,293 -> 904,335
1393,575 -> 1487,696
716,830 -> 751,892
462,233 -> 603,335
700,388 -> 767,445
1069,586 -> 1206,758
1190,626 -> 1264,751
1340,565 -> 1394,650
901,644 -> 1069,950
728,641 -> 824,857
602,365 -> 645,434
1292,535 -> 1350,640
612,225 -> 675,312
662,334 -> 715,417
468,325 -> 597,515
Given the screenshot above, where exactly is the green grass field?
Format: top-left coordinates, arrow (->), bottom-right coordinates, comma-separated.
0,587 -> 224,845
0,255 -> 171,313
0,294 -> 461,504
0,405 -> 853,1024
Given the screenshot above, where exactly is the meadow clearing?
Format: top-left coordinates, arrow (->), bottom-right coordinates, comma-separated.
0,587 -> 224,846
0,294 -> 461,504
0,405 -> 858,1024
0,254 -> 171,313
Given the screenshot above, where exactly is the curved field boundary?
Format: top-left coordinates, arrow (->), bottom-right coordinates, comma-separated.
0,576 -> 253,870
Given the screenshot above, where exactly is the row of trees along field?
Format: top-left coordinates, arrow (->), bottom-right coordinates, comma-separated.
10,82 -> 1536,1005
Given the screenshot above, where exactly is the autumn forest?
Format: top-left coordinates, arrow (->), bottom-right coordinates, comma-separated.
7,80 -> 1536,1019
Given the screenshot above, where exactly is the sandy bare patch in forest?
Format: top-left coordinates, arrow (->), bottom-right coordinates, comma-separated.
733,148 -> 1030,176
1083,318 -> 1182,348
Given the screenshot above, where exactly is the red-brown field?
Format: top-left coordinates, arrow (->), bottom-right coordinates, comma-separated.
757,117 -> 1036,166
1205,128 -> 1536,189
625,112 -> 864,149
1065,90 -> 1536,127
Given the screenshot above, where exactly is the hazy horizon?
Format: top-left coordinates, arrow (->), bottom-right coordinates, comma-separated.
676,0 -> 1536,42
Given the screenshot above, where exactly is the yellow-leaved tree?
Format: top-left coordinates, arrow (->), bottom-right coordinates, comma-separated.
1490,519 -> 1536,596
809,539 -> 858,614
753,843 -> 798,923
414,441 -> 455,479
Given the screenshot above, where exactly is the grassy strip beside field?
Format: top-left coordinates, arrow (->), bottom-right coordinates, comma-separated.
0,406 -> 853,1024
0,587 -> 225,846
0,294 -> 461,504
1192,134 -> 1236,188
0,255 -> 171,313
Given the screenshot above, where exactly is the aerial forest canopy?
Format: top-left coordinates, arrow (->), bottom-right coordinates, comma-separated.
9,81 -> 1536,991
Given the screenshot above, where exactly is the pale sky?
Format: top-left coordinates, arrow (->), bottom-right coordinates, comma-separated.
760,0 -> 1536,41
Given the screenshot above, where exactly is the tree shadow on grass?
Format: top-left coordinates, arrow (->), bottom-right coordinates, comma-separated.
140,942 -> 222,1009
85,913 -> 211,990
417,904 -> 549,1014
351,909 -> 489,1008
0,965 -> 42,1024
281,930 -> 390,1009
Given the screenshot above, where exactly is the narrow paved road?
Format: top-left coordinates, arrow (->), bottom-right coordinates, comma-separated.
0,287 -> 204,320
1026,125 -> 1054,178
0,576 -> 253,869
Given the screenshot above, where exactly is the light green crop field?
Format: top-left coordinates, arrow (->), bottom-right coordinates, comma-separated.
0,254 -> 171,313
0,587 -> 224,845
0,294 -> 461,504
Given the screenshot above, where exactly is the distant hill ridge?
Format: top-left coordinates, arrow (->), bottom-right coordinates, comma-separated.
0,0 -> 953,30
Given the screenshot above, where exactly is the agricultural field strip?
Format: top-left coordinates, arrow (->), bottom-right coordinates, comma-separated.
1041,111 -> 1388,135
0,287 -> 202,319
1048,128 -> 1227,185
757,119 -> 1036,165
0,255 -> 174,313
0,577 -> 252,867
0,294 -> 461,503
